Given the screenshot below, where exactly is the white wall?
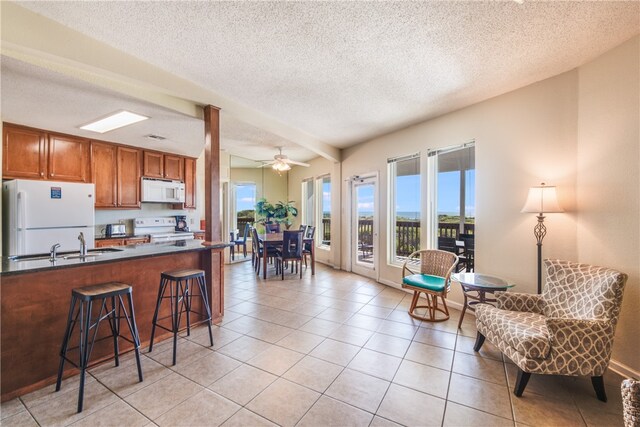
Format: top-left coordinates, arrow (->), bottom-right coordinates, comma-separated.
331,35 -> 638,375
576,36 -> 639,373
341,69 -> 579,304
230,167 -> 288,204
288,157 -> 341,268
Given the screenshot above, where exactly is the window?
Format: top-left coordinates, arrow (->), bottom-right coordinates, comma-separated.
301,179 -> 314,227
233,183 -> 256,237
388,153 -> 420,264
316,175 -> 331,246
427,142 -> 475,270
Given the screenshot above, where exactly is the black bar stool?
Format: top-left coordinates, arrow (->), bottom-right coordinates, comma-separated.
56,282 -> 143,413
148,269 -> 214,365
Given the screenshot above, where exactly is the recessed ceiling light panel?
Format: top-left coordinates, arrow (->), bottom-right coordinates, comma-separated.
80,110 -> 149,133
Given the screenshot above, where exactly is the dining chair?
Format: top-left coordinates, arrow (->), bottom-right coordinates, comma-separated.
233,223 -> 250,258
276,230 -> 304,279
303,225 -> 315,268
252,227 -> 278,275
400,249 -> 458,322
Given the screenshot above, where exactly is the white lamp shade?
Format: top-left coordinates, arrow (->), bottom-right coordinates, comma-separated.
521,184 -> 564,214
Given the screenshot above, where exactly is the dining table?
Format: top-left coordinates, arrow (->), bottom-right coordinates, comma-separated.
257,232 -> 315,279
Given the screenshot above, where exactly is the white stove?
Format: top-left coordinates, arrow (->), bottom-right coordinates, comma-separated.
133,217 -> 195,243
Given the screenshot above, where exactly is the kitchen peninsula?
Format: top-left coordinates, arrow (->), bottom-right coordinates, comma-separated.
0,240 -> 227,400
1,105 -> 224,403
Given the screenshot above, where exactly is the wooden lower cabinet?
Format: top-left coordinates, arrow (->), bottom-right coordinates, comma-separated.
124,237 -> 149,245
95,237 -> 149,247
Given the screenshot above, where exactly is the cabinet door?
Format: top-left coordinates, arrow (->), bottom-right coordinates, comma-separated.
48,134 -> 91,182
91,142 -> 118,208
184,157 -> 196,209
2,125 -> 47,179
143,151 -> 164,178
164,154 -> 184,180
124,237 -> 149,245
95,239 -> 125,248
117,147 -> 141,208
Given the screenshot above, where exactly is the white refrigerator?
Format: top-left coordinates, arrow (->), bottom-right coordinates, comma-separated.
3,180 -> 95,256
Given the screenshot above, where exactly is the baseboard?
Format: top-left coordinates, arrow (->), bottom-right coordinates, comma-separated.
609,359 -> 640,380
377,277 -> 469,313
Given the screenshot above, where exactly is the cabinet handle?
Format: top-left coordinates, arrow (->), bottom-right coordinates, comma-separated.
51,173 -> 55,177
40,172 -> 44,176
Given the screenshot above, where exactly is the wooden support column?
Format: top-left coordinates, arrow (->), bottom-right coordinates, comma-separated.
203,105 -> 224,323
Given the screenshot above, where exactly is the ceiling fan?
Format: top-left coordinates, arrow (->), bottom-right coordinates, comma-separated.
258,147 -> 310,171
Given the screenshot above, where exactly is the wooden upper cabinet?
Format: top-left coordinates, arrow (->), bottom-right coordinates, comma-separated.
164,154 -> 184,181
143,151 -> 164,178
117,147 -> 141,208
184,157 -> 196,209
48,134 -> 91,182
91,142 -> 118,208
2,124 -> 48,180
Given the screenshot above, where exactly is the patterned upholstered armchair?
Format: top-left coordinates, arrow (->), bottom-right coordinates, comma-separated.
474,259 -> 627,401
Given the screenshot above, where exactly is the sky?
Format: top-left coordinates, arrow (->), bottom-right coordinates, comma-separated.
394,170 -> 475,217
236,184 -> 256,211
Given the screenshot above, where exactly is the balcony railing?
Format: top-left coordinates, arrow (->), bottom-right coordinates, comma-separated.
236,217 -> 470,258
354,218 -> 474,257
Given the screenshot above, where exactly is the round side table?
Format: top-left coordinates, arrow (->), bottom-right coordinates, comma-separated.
452,273 -> 514,329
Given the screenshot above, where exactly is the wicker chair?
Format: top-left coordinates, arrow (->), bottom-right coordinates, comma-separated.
400,249 -> 458,322
622,378 -> 640,427
474,259 -> 627,402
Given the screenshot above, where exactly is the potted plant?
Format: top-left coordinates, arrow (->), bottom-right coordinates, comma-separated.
273,200 -> 298,229
255,198 -> 298,230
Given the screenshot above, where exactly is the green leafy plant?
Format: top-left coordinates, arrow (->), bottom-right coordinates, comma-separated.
255,198 -> 298,229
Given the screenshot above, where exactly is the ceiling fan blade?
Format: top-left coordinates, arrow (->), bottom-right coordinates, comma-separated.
257,161 -> 276,168
287,160 -> 310,167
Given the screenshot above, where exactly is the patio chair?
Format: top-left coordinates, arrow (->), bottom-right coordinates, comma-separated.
474,259 -> 627,402
400,249 -> 458,322
276,230 -> 303,279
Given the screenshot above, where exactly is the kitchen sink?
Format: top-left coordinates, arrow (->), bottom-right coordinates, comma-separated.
88,248 -> 123,253
9,247 -> 123,262
63,254 -> 98,260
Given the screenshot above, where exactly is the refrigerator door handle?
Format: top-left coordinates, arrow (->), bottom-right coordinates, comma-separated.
17,191 -> 26,254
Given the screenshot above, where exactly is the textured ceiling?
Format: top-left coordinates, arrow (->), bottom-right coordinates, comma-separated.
1,56 -> 315,161
17,1 -> 640,149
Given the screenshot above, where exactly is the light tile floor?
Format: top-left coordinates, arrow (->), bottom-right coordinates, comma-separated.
1,261 -> 626,426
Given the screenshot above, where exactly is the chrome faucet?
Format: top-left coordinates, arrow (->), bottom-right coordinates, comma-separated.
78,232 -> 87,256
50,243 -> 61,262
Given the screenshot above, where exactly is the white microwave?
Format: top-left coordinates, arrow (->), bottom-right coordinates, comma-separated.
141,178 -> 185,203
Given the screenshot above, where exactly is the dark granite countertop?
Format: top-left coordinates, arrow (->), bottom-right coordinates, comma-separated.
1,240 -> 231,276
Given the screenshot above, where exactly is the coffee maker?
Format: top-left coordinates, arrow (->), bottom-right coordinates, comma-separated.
175,215 -> 189,232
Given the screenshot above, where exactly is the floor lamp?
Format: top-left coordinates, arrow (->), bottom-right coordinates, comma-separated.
521,183 -> 564,294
